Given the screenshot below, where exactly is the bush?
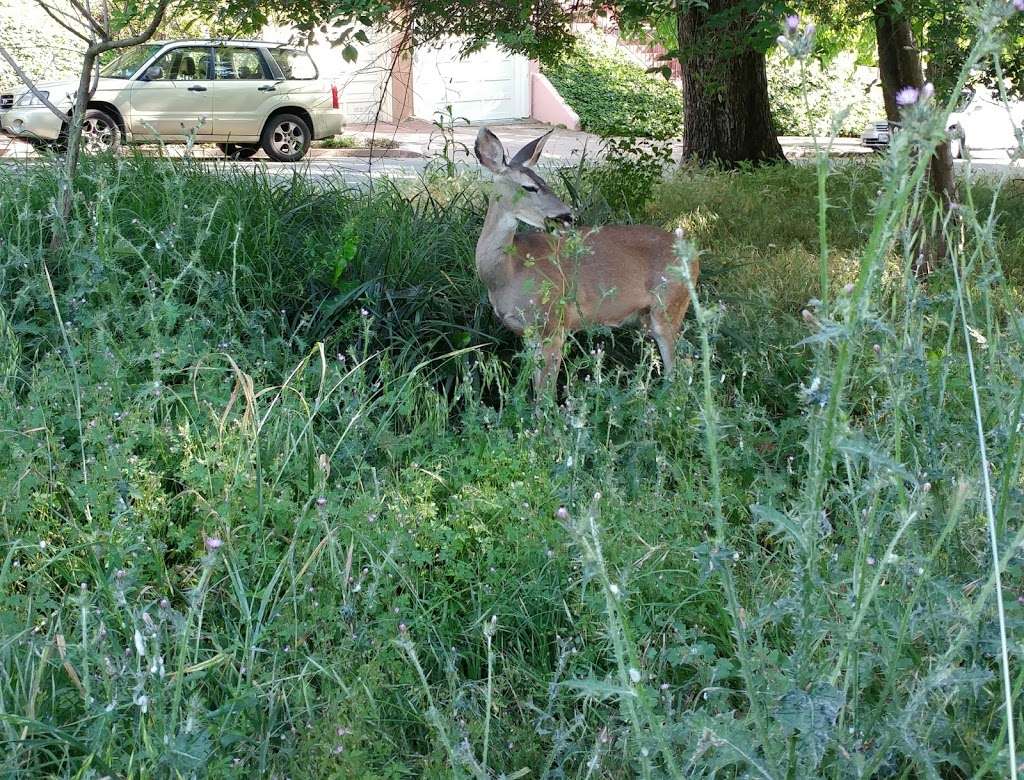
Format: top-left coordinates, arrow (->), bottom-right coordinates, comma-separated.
767,50 -> 884,137
541,40 -> 683,139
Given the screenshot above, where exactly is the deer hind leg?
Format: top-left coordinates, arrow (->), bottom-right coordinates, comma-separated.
648,287 -> 692,377
648,311 -> 676,375
532,330 -> 565,395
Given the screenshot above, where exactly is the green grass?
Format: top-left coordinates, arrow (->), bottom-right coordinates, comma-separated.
0,138 -> 1022,777
315,135 -> 402,150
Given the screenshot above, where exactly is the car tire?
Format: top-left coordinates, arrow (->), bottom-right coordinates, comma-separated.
218,143 -> 259,161
81,108 -> 121,155
260,114 -> 311,162
949,125 -> 965,159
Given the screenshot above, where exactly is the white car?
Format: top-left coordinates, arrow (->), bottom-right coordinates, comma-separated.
860,86 -> 1024,158
0,40 -> 343,161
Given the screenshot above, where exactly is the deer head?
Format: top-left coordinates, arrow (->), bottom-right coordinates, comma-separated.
474,127 -> 573,229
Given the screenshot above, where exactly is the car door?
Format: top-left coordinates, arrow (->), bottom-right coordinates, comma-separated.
128,45 -> 214,140
211,46 -> 279,141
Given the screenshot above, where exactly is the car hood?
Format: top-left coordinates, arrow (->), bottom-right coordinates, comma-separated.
10,78 -> 129,104
28,79 -> 78,96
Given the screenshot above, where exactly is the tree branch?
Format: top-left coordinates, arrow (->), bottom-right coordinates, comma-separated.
100,0 -> 112,38
89,0 -> 173,54
64,0 -> 108,40
33,0 -> 93,43
0,44 -> 69,122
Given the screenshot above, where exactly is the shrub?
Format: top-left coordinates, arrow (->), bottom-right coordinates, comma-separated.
541,40 -> 683,139
767,49 -> 884,137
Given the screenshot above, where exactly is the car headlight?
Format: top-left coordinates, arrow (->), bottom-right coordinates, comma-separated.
15,91 -> 49,107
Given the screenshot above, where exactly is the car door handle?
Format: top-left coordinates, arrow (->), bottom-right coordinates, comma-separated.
188,85 -> 207,92
258,85 -> 277,92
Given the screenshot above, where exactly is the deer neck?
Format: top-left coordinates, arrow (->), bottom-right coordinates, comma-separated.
476,198 -> 519,289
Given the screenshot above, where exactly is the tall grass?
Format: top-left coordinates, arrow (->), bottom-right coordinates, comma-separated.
2,13 -> 1024,774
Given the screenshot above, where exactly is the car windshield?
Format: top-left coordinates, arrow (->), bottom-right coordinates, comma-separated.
100,45 -> 163,79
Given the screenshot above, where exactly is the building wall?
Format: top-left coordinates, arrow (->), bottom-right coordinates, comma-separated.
262,25 -> 534,126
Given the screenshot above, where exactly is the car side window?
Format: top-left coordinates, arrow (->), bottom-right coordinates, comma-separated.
215,47 -> 270,80
149,47 -> 211,81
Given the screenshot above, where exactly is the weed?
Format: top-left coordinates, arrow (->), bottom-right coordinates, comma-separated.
1,8 -> 1024,770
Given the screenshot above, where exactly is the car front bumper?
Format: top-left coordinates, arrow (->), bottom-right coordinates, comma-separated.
0,105 -> 66,141
860,121 -> 899,151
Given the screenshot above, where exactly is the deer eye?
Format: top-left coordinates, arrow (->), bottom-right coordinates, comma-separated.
521,184 -> 539,193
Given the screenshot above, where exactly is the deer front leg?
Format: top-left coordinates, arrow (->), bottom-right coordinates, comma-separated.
532,330 -> 565,395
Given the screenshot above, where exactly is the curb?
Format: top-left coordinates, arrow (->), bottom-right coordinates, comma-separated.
0,144 -> 425,160
308,147 -> 423,159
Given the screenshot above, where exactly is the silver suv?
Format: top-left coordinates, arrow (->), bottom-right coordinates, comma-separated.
1,40 -> 343,161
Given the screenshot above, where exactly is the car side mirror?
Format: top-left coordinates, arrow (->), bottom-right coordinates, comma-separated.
142,66 -> 163,81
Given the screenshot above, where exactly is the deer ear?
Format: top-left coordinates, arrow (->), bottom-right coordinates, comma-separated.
509,130 -> 553,168
475,127 -> 507,172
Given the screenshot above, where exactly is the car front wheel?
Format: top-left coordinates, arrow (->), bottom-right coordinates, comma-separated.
81,108 -> 121,155
218,143 -> 258,161
261,114 -> 311,162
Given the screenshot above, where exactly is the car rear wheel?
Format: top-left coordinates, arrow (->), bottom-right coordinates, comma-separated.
218,143 -> 258,161
261,114 -> 311,162
81,108 -> 121,155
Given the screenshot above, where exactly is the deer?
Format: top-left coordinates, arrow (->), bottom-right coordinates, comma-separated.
473,127 -> 699,393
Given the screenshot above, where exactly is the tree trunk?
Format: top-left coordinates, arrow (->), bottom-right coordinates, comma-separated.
676,0 -> 786,167
50,50 -> 96,250
874,0 -> 956,274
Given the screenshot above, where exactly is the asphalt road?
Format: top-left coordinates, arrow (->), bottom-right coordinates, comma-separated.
201,151 -> 1024,186
2,144 -> 1021,184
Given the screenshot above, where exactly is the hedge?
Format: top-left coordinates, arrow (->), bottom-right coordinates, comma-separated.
542,41 -> 683,140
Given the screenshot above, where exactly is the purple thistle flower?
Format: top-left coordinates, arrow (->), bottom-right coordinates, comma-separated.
1015,0 -> 1024,12
205,536 -> 223,552
895,86 -> 920,106
784,14 -> 800,33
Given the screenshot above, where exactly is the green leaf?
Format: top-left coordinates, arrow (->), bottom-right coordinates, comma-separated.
774,684 -> 845,769
561,677 -> 638,701
750,504 -> 807,555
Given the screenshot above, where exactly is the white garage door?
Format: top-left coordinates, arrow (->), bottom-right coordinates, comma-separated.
413,41 -> 530,122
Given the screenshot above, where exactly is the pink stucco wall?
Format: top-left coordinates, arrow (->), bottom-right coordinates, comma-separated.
529,61 -> 581,130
